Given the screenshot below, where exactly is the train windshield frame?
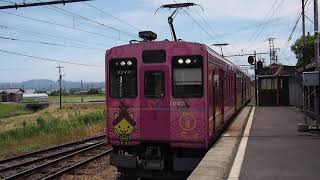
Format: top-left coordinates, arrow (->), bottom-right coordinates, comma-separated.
109,58 -> 137,98
172,55 -> 203,98
144,70 -> 165,98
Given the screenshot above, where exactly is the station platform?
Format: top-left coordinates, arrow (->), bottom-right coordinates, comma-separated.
188,107 -> 320,180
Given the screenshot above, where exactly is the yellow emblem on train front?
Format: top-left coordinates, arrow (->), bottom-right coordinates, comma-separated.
113,103 -> 136,145
114,118 -> 134,137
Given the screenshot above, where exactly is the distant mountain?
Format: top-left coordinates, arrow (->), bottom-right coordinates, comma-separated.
0,79 -> 105,91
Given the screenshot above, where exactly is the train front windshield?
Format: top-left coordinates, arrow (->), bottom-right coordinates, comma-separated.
172,56 -> 203,98
109,58 -> 137,98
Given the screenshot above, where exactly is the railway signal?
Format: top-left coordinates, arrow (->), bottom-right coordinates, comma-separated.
248,56 -> 255,65
225,52 -> 268,106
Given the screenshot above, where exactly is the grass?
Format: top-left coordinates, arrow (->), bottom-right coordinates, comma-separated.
0,103 -> 104,133
48,94 -> 105,103
0,104 -> 33,119
0,109 -> 105,158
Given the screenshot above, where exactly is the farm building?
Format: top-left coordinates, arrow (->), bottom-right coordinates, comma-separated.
0,88 -> 24,102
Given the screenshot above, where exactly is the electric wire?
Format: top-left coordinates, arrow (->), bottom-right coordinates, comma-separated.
249,0 -> 279,41
0,49 -> 103,67
0,35 -> 103,50
0,10 -> 128,42
278,0 -> 309,59
0,0 -> 14,4
82,1 -> 142,32
172,0 -> 218,43
245,0 -> 285,51
278,13 -> 302,58
0,24 -> 110,48
186,0 -> 218,37
35,0 -> 138,39
183,9 -> 219,43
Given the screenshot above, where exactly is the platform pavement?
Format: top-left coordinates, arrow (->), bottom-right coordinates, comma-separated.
188,106 -> 252,180
189,107 -> 320,180
237,107 -> 320,180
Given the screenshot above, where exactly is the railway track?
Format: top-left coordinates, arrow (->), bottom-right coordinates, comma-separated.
0,135 -> 112,180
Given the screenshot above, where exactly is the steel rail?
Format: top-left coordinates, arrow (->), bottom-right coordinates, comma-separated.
0,140 -> 104,173
0,135 -> 105,164
42,149 -> 112,180
4,142 -> 106,180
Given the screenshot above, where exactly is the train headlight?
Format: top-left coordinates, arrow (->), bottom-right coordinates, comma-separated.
178,59 -> 184,64
127,60 -> 132,66
120,61 -> 126,66
185,59 -> 191,64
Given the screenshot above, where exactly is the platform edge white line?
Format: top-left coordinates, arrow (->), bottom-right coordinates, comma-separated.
227,107 -> 255,180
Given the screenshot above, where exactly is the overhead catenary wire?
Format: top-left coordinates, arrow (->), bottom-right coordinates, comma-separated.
0,10 -> 129,42
0,0 -> 14,4
278,12 -> 302,58
171,0 -> 219,43
249,0 -> 280,41
0,24 -> 111,48
0,35 -> 103,50
174,0 -> 240,53
183,9 -> 219,43
0,49 -> 103,67
278,0 -> 309,59
244,0 -> 285,52
82,1 -> 142,32
185,0 -> 219,37
35,0 -> 139,39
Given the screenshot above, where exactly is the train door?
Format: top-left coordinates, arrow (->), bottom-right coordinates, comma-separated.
220,70 -> 224,123
241,76 -> 244,105
140,66 -> 170,140
213,69 -> 223,131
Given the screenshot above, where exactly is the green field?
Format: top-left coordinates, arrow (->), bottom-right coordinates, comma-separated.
48,94 -> 105,103
0,104 -> 33,119
0,103 -> 105,158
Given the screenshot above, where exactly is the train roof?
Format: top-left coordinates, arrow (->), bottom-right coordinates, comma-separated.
107,40 -> 248,76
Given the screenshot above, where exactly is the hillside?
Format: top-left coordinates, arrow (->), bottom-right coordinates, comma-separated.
0,79 -> 104,91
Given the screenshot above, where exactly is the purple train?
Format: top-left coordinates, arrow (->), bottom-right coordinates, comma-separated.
106,36 -> 251,178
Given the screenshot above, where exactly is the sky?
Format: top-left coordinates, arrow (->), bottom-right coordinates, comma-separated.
0,0 -> 317,83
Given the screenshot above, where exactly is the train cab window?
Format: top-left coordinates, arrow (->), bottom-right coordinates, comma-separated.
109,58 -> 137,98
172,56 -> 203,98
144,71 -> 165,98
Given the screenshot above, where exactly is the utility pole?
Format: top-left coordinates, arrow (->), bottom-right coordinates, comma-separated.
81,80 -> 84,103
314,0 -> 320,117
302,0 -> 308,125
268,38 -> 276,65
315,0 -> 319,70
57,65 -> 64,109
254,51 -> 258,106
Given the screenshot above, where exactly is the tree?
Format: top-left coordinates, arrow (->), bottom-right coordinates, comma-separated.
291,34 -> 315,68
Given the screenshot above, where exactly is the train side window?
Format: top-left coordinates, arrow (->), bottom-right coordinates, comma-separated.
109,58 -> 137,98
144,71 -> 165,98
172,56 -> 203,98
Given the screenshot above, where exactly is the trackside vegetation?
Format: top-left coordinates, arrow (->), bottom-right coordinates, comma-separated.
0,104 -> 33,119
0,109 -> 105,158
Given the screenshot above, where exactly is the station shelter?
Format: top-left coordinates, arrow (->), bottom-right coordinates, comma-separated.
257,63 -> 297,106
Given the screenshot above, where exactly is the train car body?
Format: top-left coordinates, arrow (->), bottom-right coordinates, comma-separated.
105,41 -> 250,178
